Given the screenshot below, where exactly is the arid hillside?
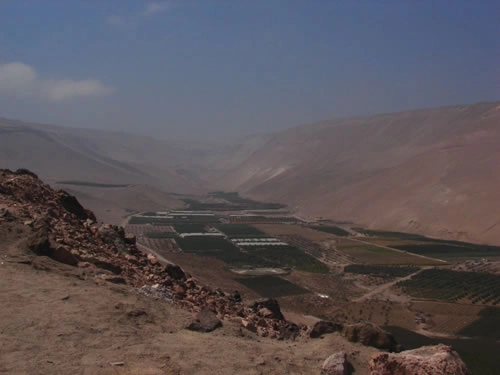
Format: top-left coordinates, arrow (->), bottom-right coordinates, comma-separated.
214,102 -> 500,244
3,102 -> 500,243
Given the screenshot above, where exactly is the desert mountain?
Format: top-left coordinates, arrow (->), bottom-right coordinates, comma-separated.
214,102 -> 500,244
3,102 -> 500,244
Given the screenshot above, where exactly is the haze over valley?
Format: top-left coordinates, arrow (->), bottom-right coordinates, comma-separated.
1,1 -> 500,374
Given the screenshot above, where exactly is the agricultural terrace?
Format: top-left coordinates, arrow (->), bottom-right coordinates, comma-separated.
309,225 -> 350,237
344,264 -> 419,279
175,236 -> 329,273
398,269 -> 500,305
236,275 -> 309,298
392,244 -> 500,260
336,238 -> 442,265
358,229 -> 500,260
216,224 -> 266,237
183,191 -> 286,211
173,223 -> 208,233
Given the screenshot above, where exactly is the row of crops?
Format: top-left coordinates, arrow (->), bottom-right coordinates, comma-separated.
398,269 -> 500,305
344,264 -> 419,278
393,244 -> 500,259
308,225 -> 350,237
175,236 -> 329,273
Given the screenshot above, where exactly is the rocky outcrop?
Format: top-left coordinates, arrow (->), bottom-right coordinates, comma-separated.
250,299 -> 285,320
343,322 -> 397,351
369,344 -> 471,375
310,320 -> 343,338
321,351 -> 350,375
0,169 -> 300,340
186,308 -> 222,333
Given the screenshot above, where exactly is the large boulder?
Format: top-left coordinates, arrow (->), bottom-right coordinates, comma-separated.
25,227 -> 78,266
58,191 -> 95,221
186,308 -> 222,333
310,320 -> 343,338
369,344 -> 471,375
250,299 -> 285,320
343,322 -> 397,351
321,351 -> 350,375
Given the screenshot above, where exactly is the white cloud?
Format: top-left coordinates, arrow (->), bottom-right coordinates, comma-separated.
144,2 -> 170,16
0,61 -> 114,101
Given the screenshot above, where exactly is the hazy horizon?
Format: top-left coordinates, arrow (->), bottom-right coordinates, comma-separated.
0,0 -> 499,140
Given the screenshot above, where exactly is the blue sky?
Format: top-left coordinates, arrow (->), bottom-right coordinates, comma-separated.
0,0 -> 498,139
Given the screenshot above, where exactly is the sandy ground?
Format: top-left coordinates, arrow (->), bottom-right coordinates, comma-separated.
0,234 -> 377,375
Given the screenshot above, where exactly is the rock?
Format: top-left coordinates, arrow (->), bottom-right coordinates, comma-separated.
250,299 -> 284,320
124,233 -> 136,245
321,351 -> 349,375
369,344 -> 471,375
343,322 -> 397,351
101,275 -> 127,284
241,319 -> 257,332
58,192 -> 92,220
25,228 -> 78,266
186,308 -> 222,333
310,320 -> 343,338
174,284 -> 186,297
164,264 -> 186,280
127,309 -> 147,318
229,290 -> 242,302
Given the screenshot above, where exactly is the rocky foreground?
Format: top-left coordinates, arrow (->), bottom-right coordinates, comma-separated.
0,169 -> 472,374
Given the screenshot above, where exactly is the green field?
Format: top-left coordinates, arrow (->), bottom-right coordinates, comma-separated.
393,244 -> 500,259
248,246 -> 329,273
237,275 -> 309,298
183,192 -> 286,211
175,236 -> 273,267
129,215 -> 217,225
216,224 -> 266,237
344,264 -> 418,278
173,223 -> 207,233
359,228 -> 500,259
175,236 -> 328,272
309,225 -> 350,237
398,269 -> 500,305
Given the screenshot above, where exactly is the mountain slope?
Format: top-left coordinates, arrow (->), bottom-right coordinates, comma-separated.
215,102 -> 500,244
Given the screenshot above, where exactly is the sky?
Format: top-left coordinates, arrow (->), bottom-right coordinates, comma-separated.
0,0 -> 498,140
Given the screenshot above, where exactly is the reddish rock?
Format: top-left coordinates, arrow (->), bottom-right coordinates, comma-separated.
343,322 -> 397,351
310,320 -> 343,338
321,351 -> 349,375
369,344 -> 471,375
174,284 -> 186,297
250,299 -> 284,320
186,308 -> 222,333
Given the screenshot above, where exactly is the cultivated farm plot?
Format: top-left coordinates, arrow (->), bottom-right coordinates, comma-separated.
216,224 -> 266,237
247,245 -> 330,273
236,275 -> 309,298
138,237 -> 179,253
254,224 -> 338,242
398,269 -> 500,305
410,301 -> 484,335
173,223 -> 207,233
175,236 -> 272,267
358,228 -> 500,260
308,225 -> 350,237
344,264 -> 419,278
336,238 -> 442,265
125,224 -> 175,236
